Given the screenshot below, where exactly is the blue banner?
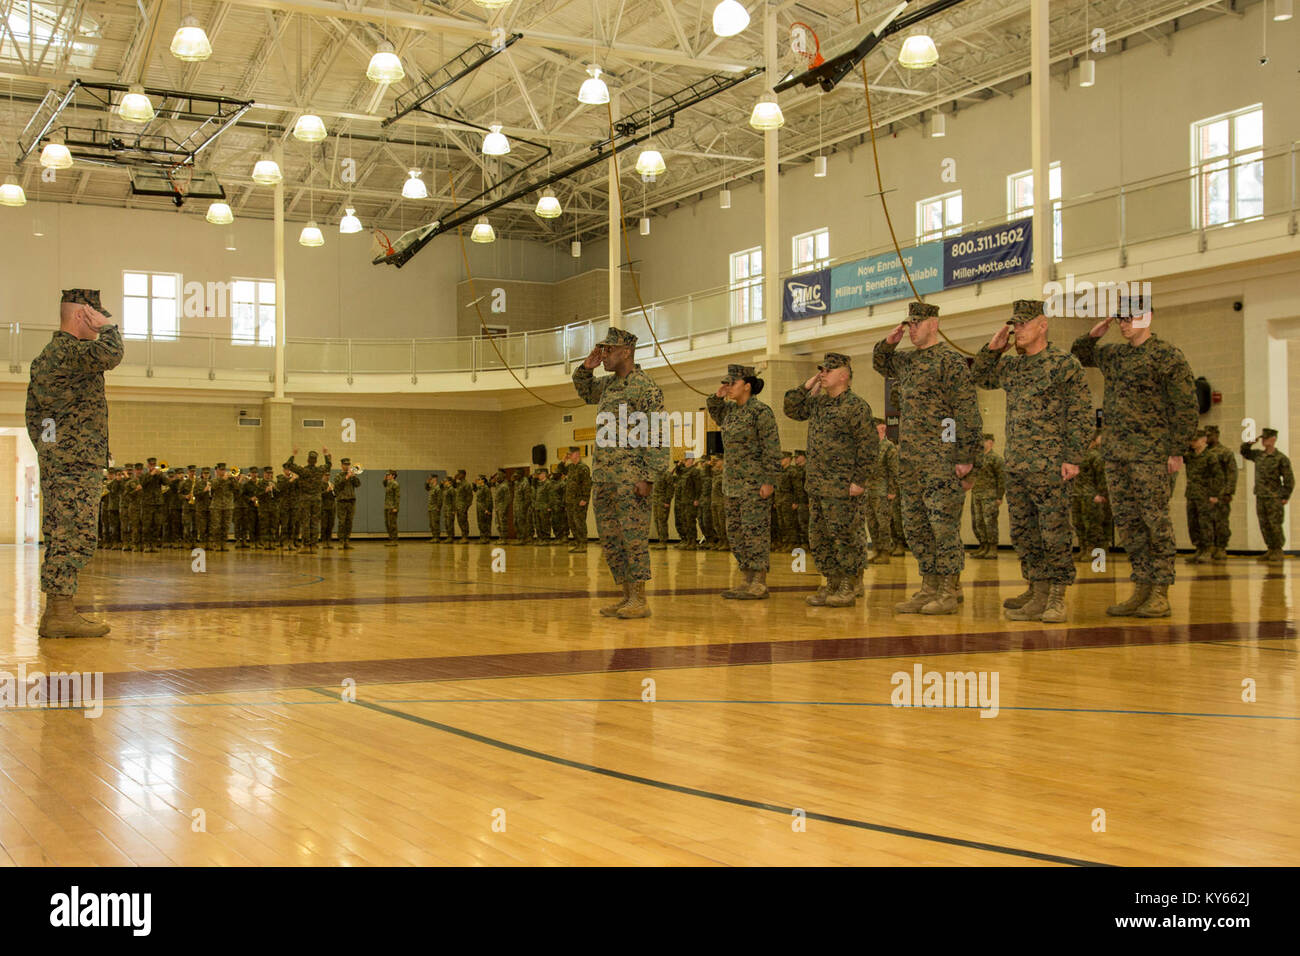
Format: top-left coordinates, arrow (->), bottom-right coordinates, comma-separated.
782,268 -> 831,321
830,244 -> 944,312
942,220 -> 1033,289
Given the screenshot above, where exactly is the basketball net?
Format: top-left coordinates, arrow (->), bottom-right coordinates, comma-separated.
370,228 -> 395,260
790,22 -> 825,69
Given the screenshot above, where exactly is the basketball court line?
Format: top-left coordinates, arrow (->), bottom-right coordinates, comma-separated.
301,686 -> 1113,867
61,618 -> 1296,701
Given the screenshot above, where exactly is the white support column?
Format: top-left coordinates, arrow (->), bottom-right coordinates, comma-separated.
763,2 -> 780,358
1030,0 -> 1051,286
608,91 -> 622,329
273,143 -> 286,398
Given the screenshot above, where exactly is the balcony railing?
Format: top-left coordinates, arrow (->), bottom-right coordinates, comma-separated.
5,143 -> 1295,383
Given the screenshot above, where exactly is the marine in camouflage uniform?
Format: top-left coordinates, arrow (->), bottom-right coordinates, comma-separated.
708,364 -> 783,598
512,474 -> 534,543
784,352 -> 878,608
140,458 -> 165,552
333,460 -> 360,549
276,465 -> 299,549
572,328 -> 669,618
492,473 -> 512,539
1182,430 -> 1229,564
1202,425 -> 1236,559
286,449 -> 331,553
1072,297 -> 1198,616
25,289 -> 122,637
1072,432 -> 1110,560
451,470 -> 472,540
474,476 -> 494,542
232,469 -> 250,548
320,475 -> 336,547
968,433 -> 1005,560
866,421 -> 899,564
564,451 -> 592,551
426,475 -> 444,541
673,457 -> 702,548
709,457 -> 728,551
1241,429 -> 1293,562
774,452 -> 796,548
790,451 -> 810,548
383,471 -> 400,544
192,467 -> 212,548
975,300 -> 1093,622
178,466 -> 197,548
652,465 -> 676,548
537,473 -> 558,544
874,302 -> 983,614
208,464 -> 236,551
123,463 -> 144,551
255,467 -> 278,549
102,469 -> 122,549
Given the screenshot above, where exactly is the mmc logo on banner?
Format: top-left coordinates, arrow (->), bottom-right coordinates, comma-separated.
782,219 -> 1033,321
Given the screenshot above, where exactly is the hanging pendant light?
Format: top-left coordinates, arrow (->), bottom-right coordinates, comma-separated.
40,142 -> 73,169
898,33 -> 938,69
749,93 -> 784,130
224,226 -> 237,251
251,155 -> 282,185
930,111 -> 946,138
639,216 -> 650,236
340,206 -> 363,233
712,0 -> 750,37
813,155 -> 828,177
299,220 -> 324,247
571,239 -> 581,258
482,124 -> 511,156
293,113 -> 328,143
402,169 -> 427,199
578,64 -> 610,105
1078,59 -> 1096,87
171,15 -> 212,62
471,216 -> 495,243
635,147 -> 666,182
367,40 -> 405,83
0,176 -> 26,207
118,84 -> 156,123
719,187 -> 731,209
205,201 -> 233,225
535,187 -> 562,218
1274,0 -> 1293,20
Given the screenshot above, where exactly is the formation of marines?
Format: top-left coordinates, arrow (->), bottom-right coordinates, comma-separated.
36,288 -> 1295,638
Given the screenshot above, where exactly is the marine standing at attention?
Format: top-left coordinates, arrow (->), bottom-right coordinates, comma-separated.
572,328 -> 669,619
708,364 -> 783,600
25,289 -> 123,638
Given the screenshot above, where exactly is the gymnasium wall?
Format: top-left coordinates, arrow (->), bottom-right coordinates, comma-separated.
605,2 -> 1300,303
454,269 -> 641,336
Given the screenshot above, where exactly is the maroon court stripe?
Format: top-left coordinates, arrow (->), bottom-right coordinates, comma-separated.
90,618 -> 1295,701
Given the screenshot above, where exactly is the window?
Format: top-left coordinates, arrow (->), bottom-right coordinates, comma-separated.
792,228 -> 829,274
2,1 -> 100,70
1192,105 -> 1263,227
122,272 -> 180,340
916,190 -> 963,243
1008,163 -> 1063,263
232,279 -> 276,346
729,247 -> 763,326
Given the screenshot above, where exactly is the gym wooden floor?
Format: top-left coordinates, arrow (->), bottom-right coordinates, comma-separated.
1,539 -> 1295,867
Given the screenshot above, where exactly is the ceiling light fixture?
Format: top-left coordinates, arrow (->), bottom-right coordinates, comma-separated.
118,84 -> 156,123
0,176 -> 26,207
1079,59 -> 1095,87
571,239 -> 581,258
293,113 -> 328,143
402,169 -> 427,199
340,206 -> 363,233
299,220 -> 324,247
535,187 -> 562,218
1274,0 -> 1293,21
471,216 -> 495,243
252,155 -> 282,185
482,124 -> 510,156
931,111 -> 946,137
578,64 -> 609,105
712,0 -> 750,37
367,40 -> 405,83
40,142 -> 72,169
205,201 -> 233,225
749,92 -> 784,130
635,147 -> 666,182
898,33 -> 938,69
171,14 -> 212,62
719,186 -> 731,209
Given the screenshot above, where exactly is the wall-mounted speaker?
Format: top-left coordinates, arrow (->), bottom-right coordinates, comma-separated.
531,443 -> 547,466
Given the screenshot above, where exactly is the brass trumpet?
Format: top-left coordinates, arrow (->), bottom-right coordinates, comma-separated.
158,460 -> 168,470
351,463 -> 364,475
230,466 -> 241,477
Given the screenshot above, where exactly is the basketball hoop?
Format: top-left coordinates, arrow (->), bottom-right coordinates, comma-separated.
166,164 -> 194,208
370,228 -> 395,259
790,22 -> 825,69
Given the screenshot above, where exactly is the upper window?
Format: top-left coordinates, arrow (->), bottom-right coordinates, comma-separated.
232,279 -> 276,346
729,247 -> 763,326
1192,105 -> 1263,228
122,272 -> 179,341
1007,163 -> 1063,263
792,228 -> 829,274
2,1 -> 100,70
917,191 -> 963,243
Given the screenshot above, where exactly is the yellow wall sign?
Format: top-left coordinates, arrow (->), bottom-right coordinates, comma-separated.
573,427 -> 597,442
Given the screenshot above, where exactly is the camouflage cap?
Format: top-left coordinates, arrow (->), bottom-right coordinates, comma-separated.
599,327 -> 638,348
263,466 -> 274,472
1011,299 -> 1045,322
147,457 -> 157,463
871,417 -> 884,426
721,363 -> 756,384
817,352 -> 851,371
982,432 -> 995,441
216,462 -> 227,469
907,301 -> 939,319
1193,428 -> 1208,439
781,450 -> 792,459
200,465 -> 211,472
133,462 -> 144,469
187,464 -> 196,470
794,449 -> 806,457
1114,293 -> 1152,319
340,458 -> 351,465
1261,428 -> 1279,439
61,288 -> 112,318
1204,425 -> 1220,435
307,450 -> 318,460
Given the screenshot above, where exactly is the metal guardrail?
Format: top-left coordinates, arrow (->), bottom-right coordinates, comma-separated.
4,144 -> 1295,382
